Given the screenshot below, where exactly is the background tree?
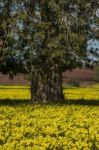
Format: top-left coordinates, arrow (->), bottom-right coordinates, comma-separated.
0,0 -> 99,103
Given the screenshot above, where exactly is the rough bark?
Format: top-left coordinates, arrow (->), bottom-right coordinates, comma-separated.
30,65 -> 64,103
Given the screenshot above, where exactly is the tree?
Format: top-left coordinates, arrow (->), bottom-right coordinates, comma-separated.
0,0 -> 99,103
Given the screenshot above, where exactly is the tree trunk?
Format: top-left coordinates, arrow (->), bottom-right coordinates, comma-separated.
30,65 -> 64,103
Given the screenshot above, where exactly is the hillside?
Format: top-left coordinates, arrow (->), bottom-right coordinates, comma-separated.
63,68 -> 96,82
0,68 -> 96,85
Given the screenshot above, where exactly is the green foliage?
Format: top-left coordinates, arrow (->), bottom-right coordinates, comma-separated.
0,0 -> 99,74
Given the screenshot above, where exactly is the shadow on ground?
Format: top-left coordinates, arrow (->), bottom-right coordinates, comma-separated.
0,99 -> 30,106
63,99 -> 99,106
0,99 -> 99,106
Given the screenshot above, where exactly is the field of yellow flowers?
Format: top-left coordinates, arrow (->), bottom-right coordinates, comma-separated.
0,85 -> 99,149
63,84 -> 99,100
0,84 -> 99,100
0,86 -> 30,100
0,104 -> 99,150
